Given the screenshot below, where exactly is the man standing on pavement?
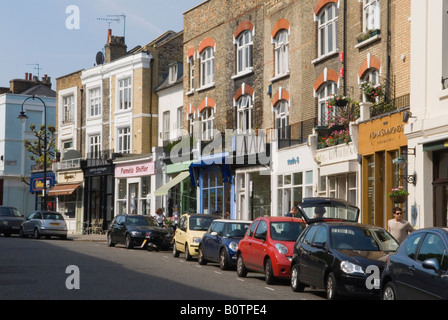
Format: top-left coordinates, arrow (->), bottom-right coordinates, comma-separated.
286,205 -> 299,217
388,207 -> 414,243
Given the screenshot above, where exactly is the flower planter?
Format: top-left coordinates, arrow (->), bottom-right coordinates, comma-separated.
390,195 -> 407,204
335,99 -> 348,107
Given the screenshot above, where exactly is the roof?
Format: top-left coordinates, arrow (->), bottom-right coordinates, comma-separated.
20,84 -> 56,98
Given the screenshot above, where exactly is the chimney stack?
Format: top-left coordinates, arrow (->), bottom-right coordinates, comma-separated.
104,29 -> 127,63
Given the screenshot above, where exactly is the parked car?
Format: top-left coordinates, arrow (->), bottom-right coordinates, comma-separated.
236,216 -> 306,284
381,227 -> 448,300
198,219 -> 251,270
0,206 -> 25,237
107,214 -> 172,250
20,211 -> 68,240
290,221 -> 399,299
173,213 -> 220,260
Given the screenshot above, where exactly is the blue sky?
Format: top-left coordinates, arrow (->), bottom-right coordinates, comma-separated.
0,0 -> 203,88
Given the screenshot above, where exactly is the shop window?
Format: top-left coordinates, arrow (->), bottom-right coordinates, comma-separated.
277,171 -> 312,216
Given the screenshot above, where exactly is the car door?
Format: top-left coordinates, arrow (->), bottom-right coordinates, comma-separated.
248,219 -> 268,272
208,222 -> 225,262
22,212 -> 36,234
297,225 -> 320,285
30,212 -> 42,233
308,225 -> 329,288
202,222 -> 216,260
240,220 -> 259,268
413,232 -> 448,299
175,215 -> 187,251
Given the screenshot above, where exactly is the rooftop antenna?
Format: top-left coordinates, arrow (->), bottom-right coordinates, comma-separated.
26,64 -> 42,79
97,14 -> 126,38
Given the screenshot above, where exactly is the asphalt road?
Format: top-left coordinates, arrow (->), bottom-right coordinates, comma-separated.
0,235 -> 327,303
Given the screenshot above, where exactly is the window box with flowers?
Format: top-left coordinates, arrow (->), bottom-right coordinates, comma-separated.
388,186 -> 409,204
360,82 -> 384,103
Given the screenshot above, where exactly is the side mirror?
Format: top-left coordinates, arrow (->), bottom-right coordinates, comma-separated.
210,231 -> 218,236
312,242 -> 326,249
422,258 -> 441,275
254,233 -> 266,241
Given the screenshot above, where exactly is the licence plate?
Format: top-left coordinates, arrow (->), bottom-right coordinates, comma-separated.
50,223 -> 60,226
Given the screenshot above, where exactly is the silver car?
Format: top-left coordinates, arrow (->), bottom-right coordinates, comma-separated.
20,211 -> 68,240
0,206 -> 25,236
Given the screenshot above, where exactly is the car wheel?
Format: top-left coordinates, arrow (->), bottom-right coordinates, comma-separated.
125,234 -> 133,249
264,258 -> 276,285
291,264 -> 305,292
185,243 -> 193,261
383,282 -> 397,300
198,245 -> 208,265
33,228 -> 40,239
173,242 -> 180,257
236,254 -> 248,277
326,272 -> 339,300
107,233 -> 116,247
219,249 -> 229,270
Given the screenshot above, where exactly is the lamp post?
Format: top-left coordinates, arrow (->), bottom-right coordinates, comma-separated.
18,95 -> 48,210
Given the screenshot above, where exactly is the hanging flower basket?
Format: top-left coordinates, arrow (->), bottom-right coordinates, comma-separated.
390,195 -> 407,204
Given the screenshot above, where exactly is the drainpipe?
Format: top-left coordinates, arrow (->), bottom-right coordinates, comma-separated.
149,53 -> 154,149
385,0 -> 391,103
343,0 -> 347,96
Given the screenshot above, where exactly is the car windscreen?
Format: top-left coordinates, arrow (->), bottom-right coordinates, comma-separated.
270,221 -> 305,241
0,207 -> 21,217
42,213 -> 64,220
224,223 -> 250,237
189,216 -> 216,230
330,226 -> 399,252
301,203 -> 359,222
127,216 -> 158,227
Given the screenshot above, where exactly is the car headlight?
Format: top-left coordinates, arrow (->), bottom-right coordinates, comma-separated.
1,220 -> 8,226
193,237 -> 202,244
340,261 -> 364,274
131,231 -> 143,237
275,243 -> 288,255
228,241 -> 238,252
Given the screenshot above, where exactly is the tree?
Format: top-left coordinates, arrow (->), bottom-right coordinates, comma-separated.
24,123 -> 57,169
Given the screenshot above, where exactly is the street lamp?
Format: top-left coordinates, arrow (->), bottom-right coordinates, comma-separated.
19,95 -> 49,210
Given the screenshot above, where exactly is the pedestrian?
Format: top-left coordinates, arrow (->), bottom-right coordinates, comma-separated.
286,205 -> 299,217
388,207 -> 414,243
224,211 -> 230,219
154,208 -> 165,227
314,206 -> 326,219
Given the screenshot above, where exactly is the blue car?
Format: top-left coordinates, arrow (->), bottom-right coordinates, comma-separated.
381,227 -> 448,300
198,219 -> 251,270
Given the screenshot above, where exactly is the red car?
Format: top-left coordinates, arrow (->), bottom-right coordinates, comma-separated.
236,216 -> 306,284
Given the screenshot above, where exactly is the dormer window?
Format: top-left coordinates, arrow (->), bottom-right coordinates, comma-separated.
168,63 -> 178,84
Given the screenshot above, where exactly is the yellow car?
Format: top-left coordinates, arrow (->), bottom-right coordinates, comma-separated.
173,213 -> 220,260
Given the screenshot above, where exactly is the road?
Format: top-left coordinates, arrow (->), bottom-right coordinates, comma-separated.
0,235 -> 327,303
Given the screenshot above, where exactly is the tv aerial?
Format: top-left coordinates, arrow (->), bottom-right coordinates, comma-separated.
97,14 -> 126,38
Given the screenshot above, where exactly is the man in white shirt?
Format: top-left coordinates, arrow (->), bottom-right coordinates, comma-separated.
388,207 -> 414,243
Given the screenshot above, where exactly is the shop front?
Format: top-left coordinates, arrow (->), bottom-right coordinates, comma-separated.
358,110 -> 409,229
114,158 -> 155,216
82,163 -> 114,232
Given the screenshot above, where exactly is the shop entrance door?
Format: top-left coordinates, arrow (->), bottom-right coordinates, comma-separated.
433,183 -> 448,227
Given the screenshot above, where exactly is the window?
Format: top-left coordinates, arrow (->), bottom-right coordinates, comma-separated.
118,78 -> 132,111
274,30 -> 289,76
254,220 -> 267,239
400,232 -> 423,260
277,171 -> 313,216
200,107 -> 214,141
237,95 -> 253,133
274,100 -> 289,139
63,95 -> 74,123
88,134 -> 101,158
188,113 -> 195,137
188,57 -> 195,92
168,64 -> 178,84
177,107 -> 184,137
236,30 -> 253,74
363,0 -> 381,32
418,233 -> 448,271
318,82 -> 337,126
88,87 -> 101,117
163,111 -> 170,142
361,69 -> 380,102
318,4 -> 338,57
201,47 -> 215,87
117,127 -> 131,154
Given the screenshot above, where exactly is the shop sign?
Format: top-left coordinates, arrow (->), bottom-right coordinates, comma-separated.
115,161 -> 155,178
30,172 -> 56,193
84,165 -> 113,177
287,156 -> 300,165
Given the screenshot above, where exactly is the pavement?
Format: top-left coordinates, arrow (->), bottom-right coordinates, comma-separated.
68,233 -> 107,242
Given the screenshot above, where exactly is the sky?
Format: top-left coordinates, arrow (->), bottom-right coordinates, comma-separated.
0,0 -> 203,89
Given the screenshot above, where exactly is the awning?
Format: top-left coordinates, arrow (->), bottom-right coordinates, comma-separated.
154,171 -> 190,196
48,183 -> 81,196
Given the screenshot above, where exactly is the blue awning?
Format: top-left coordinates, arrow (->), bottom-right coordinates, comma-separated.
188,153 -> 232,187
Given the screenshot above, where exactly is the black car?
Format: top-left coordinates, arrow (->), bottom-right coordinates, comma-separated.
381,227 -> 448,300
107,214 -> 172,250
291,221 -> 399,299
298,197 -> 360,224
0,206 -> 25,237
